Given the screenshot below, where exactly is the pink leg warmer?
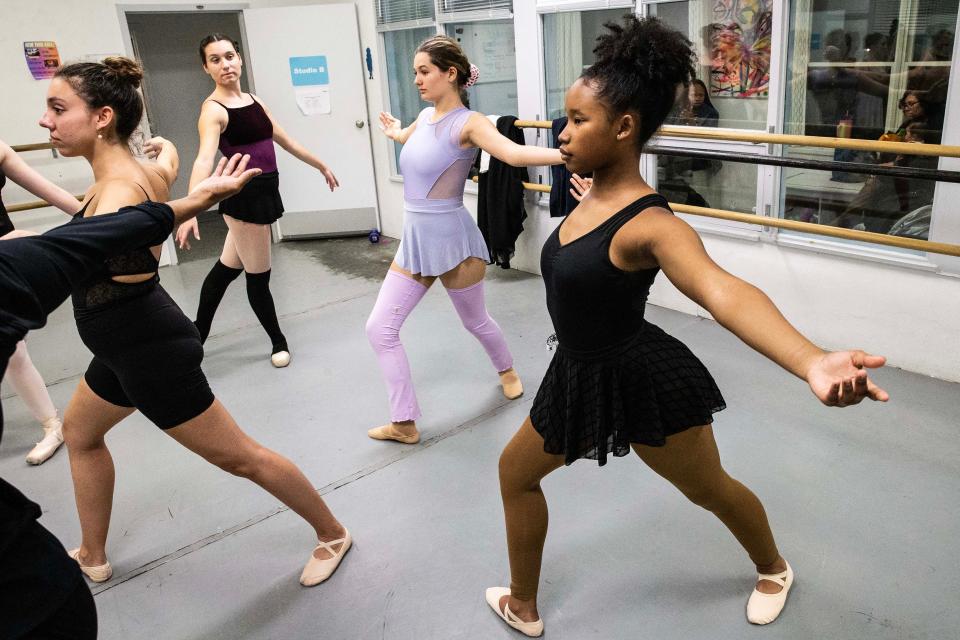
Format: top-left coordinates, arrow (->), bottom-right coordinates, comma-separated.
365,271 -> 429,422
446,281 -> 514,373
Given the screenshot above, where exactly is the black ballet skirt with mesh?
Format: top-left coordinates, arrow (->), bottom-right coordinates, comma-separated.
530,194 -> 726,466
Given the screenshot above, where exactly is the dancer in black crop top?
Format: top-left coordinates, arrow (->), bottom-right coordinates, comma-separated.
176,34 -> 341,368
486,18 -> 890,638
41,57 -> 351,591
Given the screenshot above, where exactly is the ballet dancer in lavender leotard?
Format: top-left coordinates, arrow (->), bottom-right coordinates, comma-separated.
368,36 -> 564,444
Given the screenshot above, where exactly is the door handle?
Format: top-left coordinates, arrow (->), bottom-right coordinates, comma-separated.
355,120 -> 365,129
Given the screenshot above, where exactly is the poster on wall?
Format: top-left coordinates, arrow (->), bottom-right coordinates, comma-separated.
289,55 -> 331,116
24,41 -> 61,80
709,0 -> 772,98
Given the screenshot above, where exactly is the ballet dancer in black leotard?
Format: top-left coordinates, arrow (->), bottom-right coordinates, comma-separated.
39,56 -> 350,588
0,153 -> 257,640
178,33 -> 340,367
486,17 -> 889,637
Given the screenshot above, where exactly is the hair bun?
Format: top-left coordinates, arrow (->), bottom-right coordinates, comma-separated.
102,56 -> 144,88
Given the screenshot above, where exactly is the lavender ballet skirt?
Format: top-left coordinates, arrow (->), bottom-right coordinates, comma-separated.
396,197 -> 490,277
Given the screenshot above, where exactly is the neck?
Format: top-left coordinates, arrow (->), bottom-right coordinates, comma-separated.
216,82 -> 244,99
432,93 -> 464,117
588,151 -> 649,198
88,142 -> 136,181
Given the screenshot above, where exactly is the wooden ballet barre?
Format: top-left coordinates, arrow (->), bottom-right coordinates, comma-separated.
470,176 -> 960,257
12,142 -> 55,153
512,120 -> 960,159
7,196 -> 84,214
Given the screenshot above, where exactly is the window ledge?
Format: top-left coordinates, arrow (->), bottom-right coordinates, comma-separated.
774,232 -> 943,273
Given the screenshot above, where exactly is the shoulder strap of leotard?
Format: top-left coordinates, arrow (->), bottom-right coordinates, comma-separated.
601,193 -> 672,239
73,182 -> 152,218
206,99 -> 229,110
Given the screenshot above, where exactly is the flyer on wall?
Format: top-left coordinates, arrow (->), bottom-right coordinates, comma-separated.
24,41 -> 61,80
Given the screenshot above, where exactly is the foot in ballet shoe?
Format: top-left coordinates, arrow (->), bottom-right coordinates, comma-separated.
500,369 -> 523,400
271,350 -> 291,368
300,529 -> 352,586
485,587 -> 543,637
367,423 -> 420,444
26,416 -> 64,465
746,560 -> 794,624
68,548 -> 113,583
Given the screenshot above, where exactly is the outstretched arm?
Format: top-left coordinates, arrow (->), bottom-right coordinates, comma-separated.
643,211 -> 889,406
256,96 -> 339,191
463,114 -> 563,168
0,140 -> 80,215
178,103 -> 225,249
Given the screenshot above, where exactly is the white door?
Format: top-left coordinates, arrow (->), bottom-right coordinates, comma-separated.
242,4 -> 378,239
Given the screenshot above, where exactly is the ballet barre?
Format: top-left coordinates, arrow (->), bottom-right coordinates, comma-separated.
512,121 -> 960,159
11,142 -> 55,153
469,176 -> 960,258
7,197 -> 83,214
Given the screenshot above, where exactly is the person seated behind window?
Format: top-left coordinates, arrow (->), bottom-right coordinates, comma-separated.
832,121 -> 937,234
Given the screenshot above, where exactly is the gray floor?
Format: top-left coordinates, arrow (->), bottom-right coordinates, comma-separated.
1,224 -> 958,640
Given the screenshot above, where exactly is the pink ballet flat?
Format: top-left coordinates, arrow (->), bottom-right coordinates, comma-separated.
300,530 -> 352,586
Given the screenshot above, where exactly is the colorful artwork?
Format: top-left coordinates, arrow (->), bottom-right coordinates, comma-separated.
23,41 -> 61,80
708,0 -> 772,98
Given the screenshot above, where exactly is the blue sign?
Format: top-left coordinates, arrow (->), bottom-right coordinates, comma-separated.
289,56 -> 329,87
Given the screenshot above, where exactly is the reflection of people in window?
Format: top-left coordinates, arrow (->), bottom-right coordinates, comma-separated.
683,79 -> 719,127
832,121 -> 937,235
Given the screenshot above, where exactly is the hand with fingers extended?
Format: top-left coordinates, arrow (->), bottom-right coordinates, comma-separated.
176,154 -> 261,245
569,173 -> 593,202
806,350 -> 889,407
378,111 -> 402,141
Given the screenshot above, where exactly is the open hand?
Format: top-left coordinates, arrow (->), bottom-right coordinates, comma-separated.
378,111 -> 402,141
806,350 -> 889,406
179,154 -> 261,249
569,173 -> 593,202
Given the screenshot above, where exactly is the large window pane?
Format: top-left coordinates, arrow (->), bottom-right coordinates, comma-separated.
782,0 -> 956,240
652,0 -> 773,130
657,155 -> 758,214
543,8 -> 632,120
383,27 -> 436,170
444,20 -> 518,117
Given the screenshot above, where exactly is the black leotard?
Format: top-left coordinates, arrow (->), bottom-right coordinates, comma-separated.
530,194 -> 726,465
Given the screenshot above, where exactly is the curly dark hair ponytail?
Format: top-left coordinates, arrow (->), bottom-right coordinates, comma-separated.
582,16 -> 697,150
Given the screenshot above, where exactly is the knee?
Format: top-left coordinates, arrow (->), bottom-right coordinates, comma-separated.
6,343 -> 28,373
365,312 -> 399,350
677,475 -> 735,513
62,419 -> 100,452
210,446 -> 270,480
498,446 -> 533,495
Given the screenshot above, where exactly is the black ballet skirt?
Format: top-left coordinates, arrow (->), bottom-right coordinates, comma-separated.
530,194 -> 726,466
218,171 -> 284,225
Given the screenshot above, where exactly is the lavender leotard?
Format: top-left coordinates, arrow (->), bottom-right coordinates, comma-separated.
397,107 -> 489,276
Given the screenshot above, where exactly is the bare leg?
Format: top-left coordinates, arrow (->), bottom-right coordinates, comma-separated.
63,379 -> 134,566
497,417 -> 565,622
632,425 -> 787,592
166,399 -> 345,558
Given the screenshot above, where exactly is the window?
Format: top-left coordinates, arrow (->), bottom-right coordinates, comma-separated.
542,8 -> 633,120
781,0 -> 957,241
650,0 -> 773,130
377,0 -> 518,176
